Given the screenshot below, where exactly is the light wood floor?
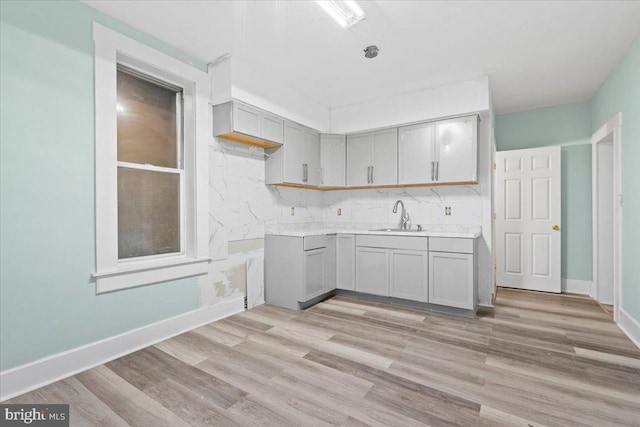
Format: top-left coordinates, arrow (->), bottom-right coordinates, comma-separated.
8,288 -> 640,426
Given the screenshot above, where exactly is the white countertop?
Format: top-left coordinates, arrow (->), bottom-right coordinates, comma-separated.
266,225 -> 481,239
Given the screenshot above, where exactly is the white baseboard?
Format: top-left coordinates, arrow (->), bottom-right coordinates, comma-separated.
0,296 -> 245,402
561,279 -> 592,296
618,308 -> 640,349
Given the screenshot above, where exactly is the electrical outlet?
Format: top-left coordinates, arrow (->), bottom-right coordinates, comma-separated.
337,208 -> 342,216
445,206 -> 452,216
290,207 -> 295,216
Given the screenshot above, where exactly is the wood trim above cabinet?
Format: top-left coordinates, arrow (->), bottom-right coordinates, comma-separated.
217,132 -> 281,148
272,181 -> 478,191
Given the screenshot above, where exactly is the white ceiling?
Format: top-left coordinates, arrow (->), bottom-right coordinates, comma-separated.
84,0 -> 640,114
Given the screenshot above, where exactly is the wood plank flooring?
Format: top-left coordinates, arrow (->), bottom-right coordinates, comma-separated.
8,288 -> 640,426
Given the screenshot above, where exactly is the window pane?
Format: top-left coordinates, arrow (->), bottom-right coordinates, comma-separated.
117,69 -> 181,168
118,168 -> 180,259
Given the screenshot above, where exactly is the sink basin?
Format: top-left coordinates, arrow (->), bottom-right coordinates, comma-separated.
371,228 -> 422,233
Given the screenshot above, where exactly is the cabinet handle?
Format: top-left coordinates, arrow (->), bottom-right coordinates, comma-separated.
305,164 -> 308,182
371,166 -> 374,184
367,166 -> 370,184
321,167 -> 324,185
435,161 -> 439,181
430,162 -> 434,181
302,164 -> 305,182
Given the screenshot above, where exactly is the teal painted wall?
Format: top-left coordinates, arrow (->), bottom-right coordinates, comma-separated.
495,102 -> 593,281
0,1 -> 206,371
591,36 -> 640,322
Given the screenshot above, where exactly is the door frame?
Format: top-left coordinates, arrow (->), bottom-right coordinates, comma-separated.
591,112 -> 622,322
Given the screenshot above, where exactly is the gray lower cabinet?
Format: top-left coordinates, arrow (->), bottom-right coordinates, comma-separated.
336,234 -> 355,290
389,249 -> 428,302
428,237 -> 476,310
265,234 -> 328,310
325,235 -> 337,292
304,248 -> 326,301
355,247 -> 389,296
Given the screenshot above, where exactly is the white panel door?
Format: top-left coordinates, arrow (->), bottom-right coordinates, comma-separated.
283,122 -> 304,184
496,147 -> 561,292
347,132 -> 372,187
304,129 -> 320,186
435,116 -> 478,183
355,247 -> 389,296
398,122 -> 436,184
320,134 -> 346,187
371,128 -> 398,186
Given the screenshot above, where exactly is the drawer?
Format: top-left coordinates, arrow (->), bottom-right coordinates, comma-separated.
304,235 -> 326,251
355,235 -> 428,251
429,237 -> 474,254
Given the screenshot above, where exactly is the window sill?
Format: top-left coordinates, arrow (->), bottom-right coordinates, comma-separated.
93,256 -> 211,294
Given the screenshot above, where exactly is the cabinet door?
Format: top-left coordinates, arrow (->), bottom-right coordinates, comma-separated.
428,251 -> 474,309
435,116 -> 478,183
347,132 -> 372,187
283,122 -> 304,184
389,249 -> 428,302
336,234 -> 355,290
233,102 -> 261,136
320,134 -> 346,187
398,122 -> 436,184
356,247 -> 389,296
325,235 -> 337,292
304,248 -> 326,301
371,128 -> 398,186
304,129 -> 321,186
261,112 -> 284,144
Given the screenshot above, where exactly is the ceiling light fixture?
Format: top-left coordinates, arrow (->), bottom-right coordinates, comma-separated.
315,0 -> 366,28
364,45 -> 379,58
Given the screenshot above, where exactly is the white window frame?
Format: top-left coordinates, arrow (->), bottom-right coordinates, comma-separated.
92,23 -> 209,293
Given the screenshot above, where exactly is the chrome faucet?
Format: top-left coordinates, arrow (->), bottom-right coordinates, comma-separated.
392,200 -> 411,230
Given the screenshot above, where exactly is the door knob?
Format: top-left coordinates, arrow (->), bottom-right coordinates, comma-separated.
552,225 -> 560,231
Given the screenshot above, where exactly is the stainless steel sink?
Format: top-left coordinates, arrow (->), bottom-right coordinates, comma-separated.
371,228 -> 422,233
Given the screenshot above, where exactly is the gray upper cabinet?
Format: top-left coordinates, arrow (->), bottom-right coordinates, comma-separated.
347,128 -> 398,187
398,115 -> 478,185
320,134 -> 346,187
266,122 -> 320,186
213,100 -> 284,148
346,132 -> 371,187
435,116 -> 478,183
303,128 -> 320,186
398,122 -> 436,184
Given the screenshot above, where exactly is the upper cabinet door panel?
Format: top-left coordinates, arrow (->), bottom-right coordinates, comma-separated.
320,134 -> 346,187
371,128 -> 398,186
398,122 -> 436,184
261,112 -> 284,144
283,122 -> 305,184
435,116 -> 478,183
233,102 -> 261,136
304,129 -> 321,186
347,132 -> 372,187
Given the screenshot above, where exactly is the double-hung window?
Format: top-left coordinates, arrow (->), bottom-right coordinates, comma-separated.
93,24 -> 209,293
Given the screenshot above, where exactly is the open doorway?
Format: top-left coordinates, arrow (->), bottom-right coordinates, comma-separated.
592,113 -> 622,322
